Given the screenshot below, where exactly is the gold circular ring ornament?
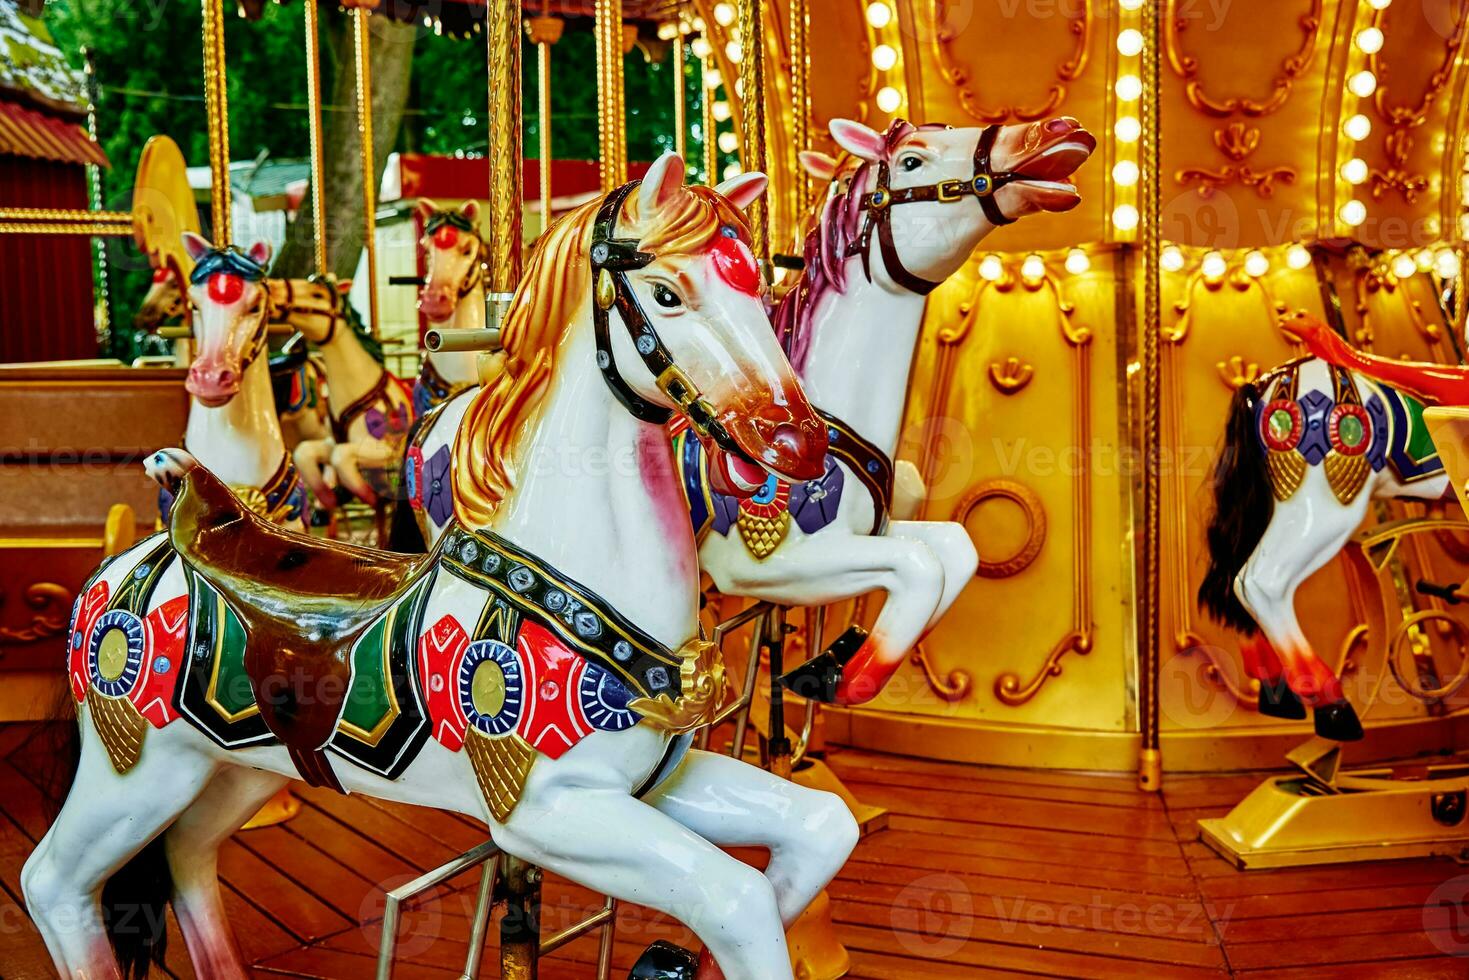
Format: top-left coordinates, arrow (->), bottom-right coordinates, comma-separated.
1389,610 -> 1469,702
471,659 -> 508,718
953,479 -> 1047,579
97,628 -> 131,682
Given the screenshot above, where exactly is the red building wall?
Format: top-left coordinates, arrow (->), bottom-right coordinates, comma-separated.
0,155 -> 98,364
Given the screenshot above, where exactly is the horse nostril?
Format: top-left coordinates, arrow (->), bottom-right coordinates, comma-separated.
1046,118 -> 1074,135
770,422 -> 809,460
217,369 -> 236,386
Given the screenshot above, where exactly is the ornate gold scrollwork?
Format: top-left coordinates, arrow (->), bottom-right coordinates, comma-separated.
1176,629 -> 1261,705
987,356 -> 1035,395
910,642 -> 972,703
1388,610 -> 1469,702
954,479 -> 1047,579
1215,355 -> 1261,390
0,583 -> 72,644
1165,0 -> 1319,196
994,630 -> 1092,706
930,0 -> 1091,124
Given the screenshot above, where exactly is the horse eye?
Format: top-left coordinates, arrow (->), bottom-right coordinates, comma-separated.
900,156 -> 923,172
653,283 -> 682,308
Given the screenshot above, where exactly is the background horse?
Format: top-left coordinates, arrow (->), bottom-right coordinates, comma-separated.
23,155 -> 855,980
413,198 -> 491,414
1199,314 -> 1459,740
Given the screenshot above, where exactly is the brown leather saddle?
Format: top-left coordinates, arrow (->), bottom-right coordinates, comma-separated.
169,463 -> 435,788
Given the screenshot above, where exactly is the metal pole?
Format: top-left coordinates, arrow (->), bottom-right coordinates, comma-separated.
500,855 -> 541,980
1138,0 -> 1164,792
788,0 -> 811,216
767,605 -> 792,779
734,0 -> 769,264
487,0 -> 524,293
595,0 -> 627,191
352,8 -> 380,335
672,27 -> 687,160
303,0 -> 328,276
199,0 -> 230,243
701,53 -> 717,186
526,17 -> 563,233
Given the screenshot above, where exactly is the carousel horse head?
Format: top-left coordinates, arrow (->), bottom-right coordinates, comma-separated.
416,199 -> 486,322
133,258 -> 188,330
180,232 -> 272,407
825,115 -> 1096,290
453,151 -> 827,525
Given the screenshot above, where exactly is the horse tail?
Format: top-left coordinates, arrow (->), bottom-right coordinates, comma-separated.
38,692 -> 172,979
1198,381 -> 1271,634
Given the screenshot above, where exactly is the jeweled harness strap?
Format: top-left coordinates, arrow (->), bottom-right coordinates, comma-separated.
820,409 -> 894,535
330,368 -> 394,443
589,181 -> 759,466
847,122 -> 1027,295
438,524 -> 685,702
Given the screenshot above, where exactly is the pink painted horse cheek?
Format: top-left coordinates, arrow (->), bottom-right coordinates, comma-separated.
709,235 -> 760,296
639,428 -> 696,578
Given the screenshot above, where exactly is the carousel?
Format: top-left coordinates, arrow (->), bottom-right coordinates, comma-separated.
3,0 -> 1469,976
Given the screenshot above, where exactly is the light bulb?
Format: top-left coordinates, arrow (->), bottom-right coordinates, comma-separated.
712,101 -> 731,122
1065,249 -> 1090,275
1117,29 -> 1144,56
1113,204 -> 1139,231
1367,0 -> 1392,8
1419,249 -> 1437,271
726,41 -> 742,62
691,37 -> 711,59
1343,114 -> 1372,141
717,131 -> 739,154
703,68 -> 722,90
876,86 -> 902,113
872,44 -> 898,71
1244,250 -> 1270,277
1355,27 -> 1384,54
1392,253 -> 1417,279
722,162 -> 743,181
1161,245 -> 1185,272
1341,158 -> 1369,184
1021,254 -> 1046,282
1201,251 -> 1228,280
1119,0 -> 1143,8
1286,244 -> 1312,270
1348,71 -> 1377,97
1116,74 -> 1142,101
978,255 -> 1004,281
1116,116 -> 1141,142
866,2 -> 893,27
713,3 -> 735,26
1436,248 -> 1461,278
657,22 -> 678,41
1340,200 -> 1367,226
1113,160 -> 1140,186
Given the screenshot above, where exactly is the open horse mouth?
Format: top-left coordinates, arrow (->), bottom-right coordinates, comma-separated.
1007,122 -> 1097,213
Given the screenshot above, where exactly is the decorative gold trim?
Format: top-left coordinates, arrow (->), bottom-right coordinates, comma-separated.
994,630 -> 1092,706
628,637 -> 726,733
335,603 -> 404,747
200,0 -> 231,243
1216,354 -> 1261,390
87,693 -> 148,774
206,593 -> 261,725
465,728 -> 537,822
352,8 -> 380,334
952,479 -> 1046,579
987,356 -> 1034,394
486,0 -> 524,291
910,642 -> 972,703
303,0 -> 328,276
1323,449 -> 1370,505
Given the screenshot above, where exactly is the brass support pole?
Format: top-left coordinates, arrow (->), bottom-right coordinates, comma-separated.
595,0 -> 627,191
352,9 -> 380,335
702,54 -> 717,186
500,855 -> 542,980
486,0 -> 524,291
735,0 -> 769,264
527,16 -> 563,233
1137,0 -> 1163,792
788,0 -> 812,215
200,0 -> 231,243
304,0 -> 328,276
672,28 -> 687,160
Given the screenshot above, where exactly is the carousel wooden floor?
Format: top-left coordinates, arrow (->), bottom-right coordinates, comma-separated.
2,720 -> 1467,979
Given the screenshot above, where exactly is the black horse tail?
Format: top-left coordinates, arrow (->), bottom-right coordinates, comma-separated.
1198,381 -> 1272,635
35,693 -> 171,980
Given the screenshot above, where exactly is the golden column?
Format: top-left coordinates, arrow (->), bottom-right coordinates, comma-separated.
1137,0 -> 1164,791
526,16 -> 563,233
199,0 -> 231,243
735,0 -> 769,265
595,0 -> 628,191
672,22 -> 687,160
351,9 -> 380,335
788,0 -> 812,216
303,0 -> 328,275
702,53 -> 718,187
486,0 -> 524,290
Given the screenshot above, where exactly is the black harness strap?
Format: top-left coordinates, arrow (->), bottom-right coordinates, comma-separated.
819,408 -> 895,536
330,369 -> 393,443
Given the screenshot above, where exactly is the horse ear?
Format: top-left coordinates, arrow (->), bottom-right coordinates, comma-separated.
638,151 -> 687,217
799,151 -> 837,182
182,231 -> 212,261
829,119 -> 886,162
415,199 -> 437,222
336,279 -> 352,294
458,200 -> 480,222
247,241 -> 273,267
714,172 -> 768,211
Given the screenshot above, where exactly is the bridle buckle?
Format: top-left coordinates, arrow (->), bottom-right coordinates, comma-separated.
936,179 -> 967,203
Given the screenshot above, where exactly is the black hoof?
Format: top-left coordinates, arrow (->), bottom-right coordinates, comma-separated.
629,940 -> 699,980
780,625 -> 869,703
1314,700 -> 1364,741
1257,678 -> 1306,720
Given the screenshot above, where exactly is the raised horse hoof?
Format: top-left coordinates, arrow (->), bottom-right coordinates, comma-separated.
1257,678 -> 1306,720
629,940 -> 699,980
780,625 -> 869,703
1314,700 -> 1364,741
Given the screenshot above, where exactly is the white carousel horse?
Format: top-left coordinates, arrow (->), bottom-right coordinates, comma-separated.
23,154 -> 856,980
161,233 -> 306,531
289,277 -> 416,507
695,116 -> 1096,704
412,198 -> 490,414
1198,312 -> 1463,741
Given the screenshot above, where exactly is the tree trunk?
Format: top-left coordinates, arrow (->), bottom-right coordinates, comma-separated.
273,10 -> 415,283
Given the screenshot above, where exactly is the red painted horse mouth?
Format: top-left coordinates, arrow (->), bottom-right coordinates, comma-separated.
1007,127 -> 1097,212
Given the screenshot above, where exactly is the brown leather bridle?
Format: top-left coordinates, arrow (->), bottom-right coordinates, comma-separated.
846,123 -> 1028,295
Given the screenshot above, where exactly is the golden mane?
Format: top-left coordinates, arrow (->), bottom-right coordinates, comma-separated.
452,180 -> 753,528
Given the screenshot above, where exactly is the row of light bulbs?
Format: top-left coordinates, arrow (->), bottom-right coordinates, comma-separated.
1111,0 -> 1145,236
970,245 -> 1462,282
1337,0 -> 1394,227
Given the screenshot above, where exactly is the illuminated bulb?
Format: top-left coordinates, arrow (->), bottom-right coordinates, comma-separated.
692,37 -> 711,59
1367,0 -> 1392,7
1436,248 -> 1461,278
657,21 -> 678,41
1113,160 -> 1140,186
1343,114 -> 1372,141
1341,158 -> 1369,184
1117,29 -> 1144,56
1418,249 -> 1436,271
1348,70 -> 1377,98
703,68 -> 722,90
735,78 -> 743,98
876,86 -> 902,113
978,255 -> 1004,282
1113,204 -> 1139,231
1392,253 -> 1417,279
1116,74 -> 1142,101
1161,245 -> 1185,272
866,1 -> 893,27
1118,0 -> 1143,10
1115,116 -> 1141,142
1355,27 -> 1384,54
717,131 -> 739,154
1065,249 -> 1090,275
712,101 -> 732,122
1244,250 -> 1270,278
693,16 -> 706,31
1021,254 -> 1046,282
713,2 -> 735,26
722,162 -> 743,181
1286,244 -> 1312,270
1340,200 -> 1367,226
726,41 -> 742,62
1201,251 -> 1228,281
872,44 -> 898,72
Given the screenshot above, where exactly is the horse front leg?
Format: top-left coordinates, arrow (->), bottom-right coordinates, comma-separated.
293,437 -> 337,506
705,529 -> 946,704
887,519 -> 979,633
